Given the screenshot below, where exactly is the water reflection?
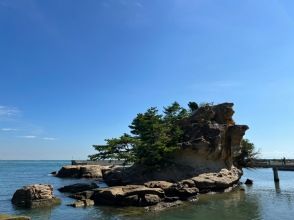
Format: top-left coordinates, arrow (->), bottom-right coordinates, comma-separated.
85,189 -> 262,220
274,181 -> 281,193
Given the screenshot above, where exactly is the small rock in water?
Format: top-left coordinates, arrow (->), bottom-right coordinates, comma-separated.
245,179 -> 253,185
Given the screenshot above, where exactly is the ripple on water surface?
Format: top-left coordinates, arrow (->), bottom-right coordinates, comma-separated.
1,161 -> 294,220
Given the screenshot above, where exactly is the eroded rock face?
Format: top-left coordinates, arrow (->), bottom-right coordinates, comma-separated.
11,184 -> 60,208
56,165 -> 103,178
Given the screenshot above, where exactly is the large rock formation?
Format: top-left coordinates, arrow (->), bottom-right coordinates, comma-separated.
103,103 -> 248,188
11,184 -> 60,208
60,103 -> 248,209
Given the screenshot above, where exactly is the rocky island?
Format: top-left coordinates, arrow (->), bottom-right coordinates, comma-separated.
53,102 -> 249,210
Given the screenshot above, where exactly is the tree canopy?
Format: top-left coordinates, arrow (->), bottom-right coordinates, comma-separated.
89,102 -> 190,168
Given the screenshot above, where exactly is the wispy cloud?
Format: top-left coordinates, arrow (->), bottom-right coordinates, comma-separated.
42,137 -> 56,141
189,80 -> 242,92
1,128 -> 17,132
18,135 -> 37,139
0,106 -> 20,119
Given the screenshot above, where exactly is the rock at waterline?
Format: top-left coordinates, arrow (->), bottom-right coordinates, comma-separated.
145,180 -> 199,200
11,184 -> 61,208
56,165 -> 107,178
245,179 -> 253,185
0,214 -> 31,220
92,185 -> 166,206
68,199 -> 95,208
58,183 -> 98,193
69,190 -> 95,200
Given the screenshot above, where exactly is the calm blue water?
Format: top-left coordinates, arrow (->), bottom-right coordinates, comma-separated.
1,161 -> 294,220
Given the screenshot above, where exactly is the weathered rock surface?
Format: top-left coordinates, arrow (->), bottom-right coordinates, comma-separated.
145,180 -> 199,200
58,183 -> 98,193
11,184 -> 60,208
68,199 -> 94,208
92,185 -> 165,206
191,166 -> 242,192
69,190 -> 95,200
56,165 -> 103,178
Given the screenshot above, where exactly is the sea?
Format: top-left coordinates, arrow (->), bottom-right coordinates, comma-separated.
1,160 -> 294,220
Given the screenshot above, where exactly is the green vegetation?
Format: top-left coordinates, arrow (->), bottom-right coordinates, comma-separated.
89,102 -> 192,168
235,138 -> 259,167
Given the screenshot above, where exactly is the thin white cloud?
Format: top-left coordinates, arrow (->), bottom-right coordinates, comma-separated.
1,128 -> 17,131
19,135 -> 37,139
0,106 -> 20,119
42,137 -> 56,141
189,80 -> 242,92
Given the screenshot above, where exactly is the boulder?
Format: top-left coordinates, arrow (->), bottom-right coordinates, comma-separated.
11,184 -> 60,208
56,165 -> 103,178
92,185 -> 164,206
191,167 -> 242,192
164,184 -> 199,200
145,180 -> 199,200
58,183 -> 98,193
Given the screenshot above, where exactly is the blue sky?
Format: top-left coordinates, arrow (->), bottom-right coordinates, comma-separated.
1,0 -> 294,159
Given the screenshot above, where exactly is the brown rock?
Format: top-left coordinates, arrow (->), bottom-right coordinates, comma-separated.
92,185 -> 164,206
144,181 -> 173,189
11,184 -> 60,208
56,165 -> 103,179
191,167 -> 242,192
